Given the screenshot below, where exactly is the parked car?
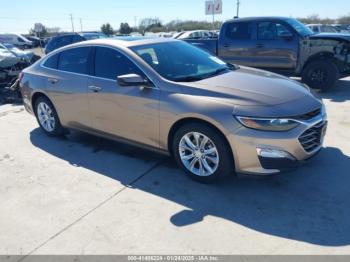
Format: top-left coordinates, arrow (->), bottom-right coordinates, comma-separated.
158,32 -> 174,38
183,17 -> 350,91
0,33 -> 33,49
20,38 -> 327,183
331,24 -> 350,34
2,43 -> 40,63
25,36 -> 46,47
172,31 -> 185,39
0,44 -> 30,82
80,32 -> 107,40
0,44 -> 20,68
306,24 -> 339,33
44,33 -> 85,54
175,30 -> 216,40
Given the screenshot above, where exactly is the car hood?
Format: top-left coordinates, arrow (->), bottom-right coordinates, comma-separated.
309,33 -> 350,42
10,49 -> 34,60
179,66 -> 322,117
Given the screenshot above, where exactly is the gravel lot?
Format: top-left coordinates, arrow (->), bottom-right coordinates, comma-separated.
0,77 -> 349,256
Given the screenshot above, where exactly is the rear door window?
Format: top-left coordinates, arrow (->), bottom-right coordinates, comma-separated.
94,47 -> 143,80
44,53 -> 59,69
225,22 -> 253,40
58,47 -> 90,74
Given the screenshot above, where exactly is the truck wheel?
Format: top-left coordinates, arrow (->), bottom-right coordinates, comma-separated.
301,60 -> 339,92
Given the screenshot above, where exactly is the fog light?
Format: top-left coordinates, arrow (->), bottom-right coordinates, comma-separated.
257,147 -> 295,160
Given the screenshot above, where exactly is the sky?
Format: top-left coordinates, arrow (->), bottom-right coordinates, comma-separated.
0,0 -> 348,33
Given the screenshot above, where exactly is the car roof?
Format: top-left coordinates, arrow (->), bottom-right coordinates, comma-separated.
67,37 -> 178,48
51,33 -> 79,39
81,32 -> 105,35
224,16 -> 293,23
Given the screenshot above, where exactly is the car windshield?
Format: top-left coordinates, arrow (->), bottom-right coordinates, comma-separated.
286,18 -> 314,36
131,41 -> 235,82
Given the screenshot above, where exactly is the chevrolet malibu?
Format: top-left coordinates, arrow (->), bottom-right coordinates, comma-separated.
20,38 -> 327,183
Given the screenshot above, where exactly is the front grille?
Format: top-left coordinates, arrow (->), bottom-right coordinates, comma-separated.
299,121 -> 327,153
293,108 -> 322,121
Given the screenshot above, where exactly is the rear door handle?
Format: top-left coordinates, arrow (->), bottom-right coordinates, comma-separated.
256,43 -> 264,48
223,43 -> 230,48
88,85 -> 102,92
48,78 -> 59,84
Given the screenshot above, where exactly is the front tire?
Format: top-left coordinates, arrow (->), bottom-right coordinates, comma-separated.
34,96 -> 64,136
301,60 -> 339,92
172,123 -> 234,183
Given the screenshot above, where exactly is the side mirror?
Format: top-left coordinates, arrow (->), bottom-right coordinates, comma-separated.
279,31 -> 294,41
117,74 -> 153,87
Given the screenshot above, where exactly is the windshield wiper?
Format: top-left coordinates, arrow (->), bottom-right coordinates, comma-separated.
173,75 -> 206,82
173,65 -> 237,82
205,67 -> 231,78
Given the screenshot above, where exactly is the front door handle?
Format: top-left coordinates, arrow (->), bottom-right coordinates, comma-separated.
223,43 -> 230,48
88,85 -> 102,92
48,78 -> 59,84
256,43 -> 264,48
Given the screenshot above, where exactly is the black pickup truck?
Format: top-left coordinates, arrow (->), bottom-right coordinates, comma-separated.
185,17 -> 350,91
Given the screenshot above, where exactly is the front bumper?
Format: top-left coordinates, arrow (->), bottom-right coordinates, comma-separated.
227,114 -> 327,175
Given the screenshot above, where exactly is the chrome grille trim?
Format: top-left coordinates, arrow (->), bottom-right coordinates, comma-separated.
299,121 -> 327,153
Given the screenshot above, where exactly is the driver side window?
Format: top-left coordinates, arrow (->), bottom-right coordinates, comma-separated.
94,47 -> 143,80
258,22 -> 292,40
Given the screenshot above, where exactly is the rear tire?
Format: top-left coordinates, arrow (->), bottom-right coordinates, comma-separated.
34,96 -> 65,137
301,59 -> 339,92
172,123 -> 234,184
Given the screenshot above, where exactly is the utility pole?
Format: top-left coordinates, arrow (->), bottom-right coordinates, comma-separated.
79,18 -> 83,32
236,0 -> 241,18
134,16 -> 138,29
212,2 -> 215,30
69,14 -> 75,32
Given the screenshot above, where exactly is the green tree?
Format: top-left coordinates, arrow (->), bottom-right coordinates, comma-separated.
101,23 -> 114,36
119,23 -> 132,34
139,17 -> 164,33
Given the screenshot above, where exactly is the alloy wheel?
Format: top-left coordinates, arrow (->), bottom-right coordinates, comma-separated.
179,132 -> 219,177
37,102 -> 55,132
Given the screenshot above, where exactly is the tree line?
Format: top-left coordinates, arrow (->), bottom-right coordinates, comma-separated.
101,14 -> 350,35
30,14 -> 350,37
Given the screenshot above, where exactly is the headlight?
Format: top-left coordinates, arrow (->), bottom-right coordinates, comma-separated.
235,116 -> 299,131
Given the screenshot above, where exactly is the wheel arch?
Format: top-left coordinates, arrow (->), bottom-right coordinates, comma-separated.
31,91 -> 52,114
167,117 -> 235,166
302,51 -> 340,72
